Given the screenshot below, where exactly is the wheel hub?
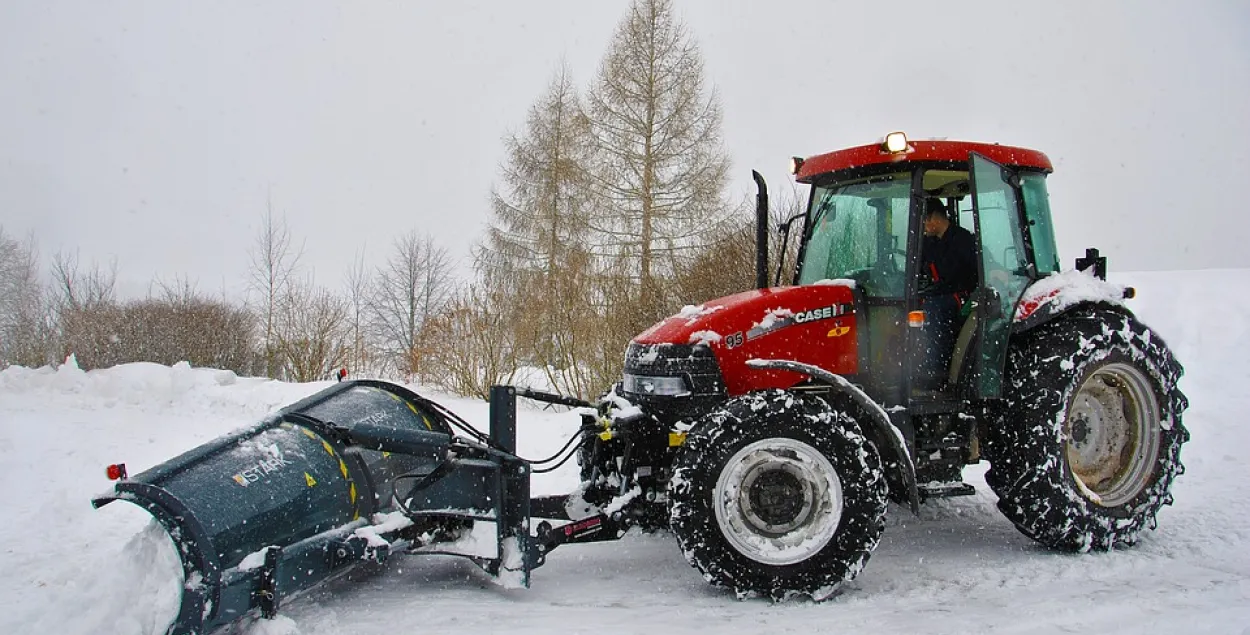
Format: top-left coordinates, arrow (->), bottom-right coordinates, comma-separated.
743,464 -> 809,533
1070,416 -> 1091,444
1066,362 -> 1161,507
714,438 -> 843,566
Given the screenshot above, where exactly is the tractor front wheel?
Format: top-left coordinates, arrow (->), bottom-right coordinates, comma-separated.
986,307 -> 1189,551
668,390 -> 887,600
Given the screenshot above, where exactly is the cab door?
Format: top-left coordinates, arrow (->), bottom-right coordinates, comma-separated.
968,153 -> 1033,398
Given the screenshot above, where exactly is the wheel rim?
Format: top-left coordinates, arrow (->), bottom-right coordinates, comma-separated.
713,438 -> 843,566
1066,362 -> 1161,507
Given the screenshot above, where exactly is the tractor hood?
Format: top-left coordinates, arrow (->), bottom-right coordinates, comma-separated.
634,281 -> 860,395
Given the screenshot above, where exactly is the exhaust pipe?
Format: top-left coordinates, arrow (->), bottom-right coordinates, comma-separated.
753,170 -> 769,290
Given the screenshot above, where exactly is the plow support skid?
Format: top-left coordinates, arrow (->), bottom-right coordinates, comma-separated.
93,380 -> 532,635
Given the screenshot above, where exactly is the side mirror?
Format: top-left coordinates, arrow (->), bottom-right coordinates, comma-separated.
773,212 -> 807,287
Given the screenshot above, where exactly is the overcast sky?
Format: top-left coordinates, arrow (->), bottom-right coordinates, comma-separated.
1,1 -> 1247,300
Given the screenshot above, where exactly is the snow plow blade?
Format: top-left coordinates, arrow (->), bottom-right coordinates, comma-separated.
93,381 -> 534,635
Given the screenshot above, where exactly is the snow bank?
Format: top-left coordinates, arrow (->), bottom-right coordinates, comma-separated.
0,356 -> 319,419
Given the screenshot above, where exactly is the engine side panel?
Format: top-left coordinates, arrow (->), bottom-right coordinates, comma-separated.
634,284 -> 859,397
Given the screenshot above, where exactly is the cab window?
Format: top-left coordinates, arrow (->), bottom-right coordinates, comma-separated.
798,173 -> 912,297
1020,173 -> 1060,274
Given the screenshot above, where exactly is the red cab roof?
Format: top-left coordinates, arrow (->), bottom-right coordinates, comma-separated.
796,139 -> 1053,182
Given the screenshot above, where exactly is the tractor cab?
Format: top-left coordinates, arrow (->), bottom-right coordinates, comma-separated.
788,132 -> 1061,409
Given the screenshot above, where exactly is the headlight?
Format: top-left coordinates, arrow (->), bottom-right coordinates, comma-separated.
623,373 -> 690,397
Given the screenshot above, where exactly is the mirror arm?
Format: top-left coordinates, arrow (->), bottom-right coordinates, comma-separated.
773,213 -> 805,287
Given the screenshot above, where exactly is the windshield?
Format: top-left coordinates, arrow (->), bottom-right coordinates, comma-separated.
798,173 -> 912,297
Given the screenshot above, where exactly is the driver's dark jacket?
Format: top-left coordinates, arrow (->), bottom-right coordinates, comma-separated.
921,223 -> 978,298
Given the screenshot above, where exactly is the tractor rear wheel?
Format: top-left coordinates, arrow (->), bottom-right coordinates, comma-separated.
986,307 -> 1189,551
668,390 -> 887,600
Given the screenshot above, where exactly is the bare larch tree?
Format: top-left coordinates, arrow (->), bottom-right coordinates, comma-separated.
585,0 -> 731,328
481,64 -> 601,397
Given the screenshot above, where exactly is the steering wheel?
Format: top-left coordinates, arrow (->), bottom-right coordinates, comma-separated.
876,248 -> 907,275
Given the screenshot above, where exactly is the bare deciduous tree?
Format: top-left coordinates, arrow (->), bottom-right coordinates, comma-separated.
276,280 -> 350,383
0,228 -> 51,367
54,274 -> 255,373
247,200 -> 303,378
673,184 -> 809,304
344,248 -> 373,377
419,285 -> 518,399
145,278 -> 256,374
49,250 -> 118,367
585,0 -> 731,328
369,231 -> 454,379
50,250 -> 116,313
576,253 -> 644,397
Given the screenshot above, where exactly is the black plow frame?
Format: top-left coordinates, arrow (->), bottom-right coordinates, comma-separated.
92,381 -> 603,635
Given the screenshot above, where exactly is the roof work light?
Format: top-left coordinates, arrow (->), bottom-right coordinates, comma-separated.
883,131 -> 909,154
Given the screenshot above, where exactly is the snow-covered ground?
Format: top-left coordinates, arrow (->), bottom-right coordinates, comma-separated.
1,269 -> 1248,635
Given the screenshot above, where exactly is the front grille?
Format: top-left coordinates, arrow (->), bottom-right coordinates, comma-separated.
622,342 -> 726,424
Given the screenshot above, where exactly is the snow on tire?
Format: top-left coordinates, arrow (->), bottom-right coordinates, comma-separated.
668,389 -> 887,601
986,306 -> 1189,552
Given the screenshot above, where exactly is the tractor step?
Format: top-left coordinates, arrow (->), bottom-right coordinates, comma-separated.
918,481 -> 977,499
906,393 -> 964,415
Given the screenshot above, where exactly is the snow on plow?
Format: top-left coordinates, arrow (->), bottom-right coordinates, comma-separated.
93,380 -> 561,635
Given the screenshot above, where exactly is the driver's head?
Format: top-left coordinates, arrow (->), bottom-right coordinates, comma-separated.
923,198 -> 951,237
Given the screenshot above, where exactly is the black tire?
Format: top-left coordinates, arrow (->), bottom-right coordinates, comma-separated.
986,306 -> 1189,551
668,390 -> 888,600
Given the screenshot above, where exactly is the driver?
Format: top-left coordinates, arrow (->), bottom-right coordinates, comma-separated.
918,198 -> 978,388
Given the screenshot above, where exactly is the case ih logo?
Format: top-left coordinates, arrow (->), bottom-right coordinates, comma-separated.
231,443 -> 294,487
794,304 -> 847,324
747,303 -> 850,342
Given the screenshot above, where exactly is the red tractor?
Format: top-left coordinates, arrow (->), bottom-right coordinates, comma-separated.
94,134 -> 1191,633
568,132 -> 1190,600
